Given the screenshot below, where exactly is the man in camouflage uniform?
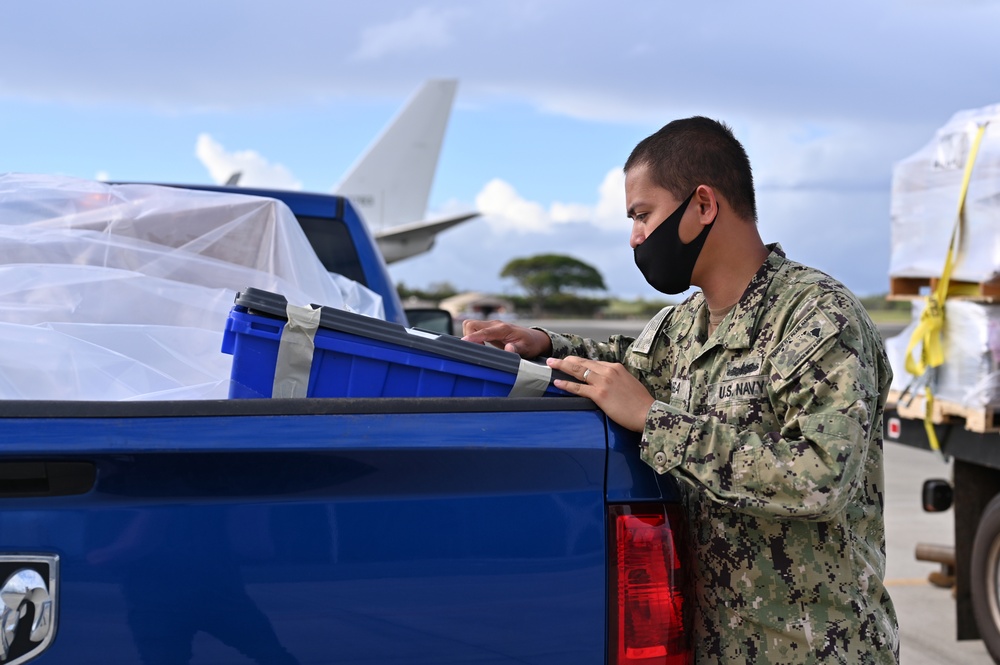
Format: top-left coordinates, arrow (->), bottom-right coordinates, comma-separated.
463,117 -> 899,663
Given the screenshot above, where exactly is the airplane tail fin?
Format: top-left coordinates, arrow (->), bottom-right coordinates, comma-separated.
334,79 -> 458,234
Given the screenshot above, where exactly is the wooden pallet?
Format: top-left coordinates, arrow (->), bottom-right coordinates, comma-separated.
887,389 -> 1000,433
888,276 -> 1000,302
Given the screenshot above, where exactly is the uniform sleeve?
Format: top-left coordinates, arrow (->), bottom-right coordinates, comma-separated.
535,328 -> 634,363
639,296 -> 884,521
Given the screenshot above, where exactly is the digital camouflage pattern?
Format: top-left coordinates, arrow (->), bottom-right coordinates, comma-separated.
545,245 -> 899,664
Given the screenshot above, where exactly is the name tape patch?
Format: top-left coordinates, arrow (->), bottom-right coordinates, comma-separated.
708,374 -> 768,405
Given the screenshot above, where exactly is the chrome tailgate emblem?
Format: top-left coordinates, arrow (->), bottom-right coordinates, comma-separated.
0,555 -> 58,664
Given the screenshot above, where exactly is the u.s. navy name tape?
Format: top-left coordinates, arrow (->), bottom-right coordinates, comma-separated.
273,303 -> 322,398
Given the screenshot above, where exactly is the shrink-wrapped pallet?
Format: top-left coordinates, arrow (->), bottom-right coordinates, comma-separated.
890,104 -> 1000,284
886,300 -> 1000,408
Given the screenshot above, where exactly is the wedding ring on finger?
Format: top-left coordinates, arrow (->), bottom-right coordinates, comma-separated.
583,368 -> 591,383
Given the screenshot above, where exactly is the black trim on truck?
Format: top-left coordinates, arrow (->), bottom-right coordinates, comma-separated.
0,397 -> 597,419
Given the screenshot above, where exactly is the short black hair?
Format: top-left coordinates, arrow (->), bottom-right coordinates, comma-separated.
624,116 -> 757,222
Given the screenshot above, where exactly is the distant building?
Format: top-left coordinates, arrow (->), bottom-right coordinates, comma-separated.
400,296 -> 438,310
439,292 -> 515,322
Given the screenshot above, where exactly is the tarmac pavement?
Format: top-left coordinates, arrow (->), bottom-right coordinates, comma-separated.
884,441 -> 993,664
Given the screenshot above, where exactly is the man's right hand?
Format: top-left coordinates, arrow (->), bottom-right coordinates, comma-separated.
461,320 -> 553,359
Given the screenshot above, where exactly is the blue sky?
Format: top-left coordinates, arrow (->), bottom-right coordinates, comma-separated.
3,0 -> 999,299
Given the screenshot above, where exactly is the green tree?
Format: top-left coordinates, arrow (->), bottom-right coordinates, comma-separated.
501,254 -> 606,315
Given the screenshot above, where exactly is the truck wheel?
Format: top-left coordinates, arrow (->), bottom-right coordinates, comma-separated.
971,494 -> 1000,662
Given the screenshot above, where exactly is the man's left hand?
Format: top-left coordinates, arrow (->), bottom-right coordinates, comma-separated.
547,356 -> 655,433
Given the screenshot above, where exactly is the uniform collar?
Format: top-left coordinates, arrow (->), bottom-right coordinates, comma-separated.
720,243 -> 786,349
676,243 -> 786,352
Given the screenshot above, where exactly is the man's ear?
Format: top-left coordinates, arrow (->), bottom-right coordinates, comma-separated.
693,184 -> 718,224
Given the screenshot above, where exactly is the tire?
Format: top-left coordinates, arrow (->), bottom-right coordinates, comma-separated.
971,494 -> 1000,663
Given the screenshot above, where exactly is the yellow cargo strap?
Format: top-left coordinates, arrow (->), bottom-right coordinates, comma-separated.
904,122 -> 989,451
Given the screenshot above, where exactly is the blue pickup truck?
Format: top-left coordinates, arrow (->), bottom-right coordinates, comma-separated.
0,185 -> 690,665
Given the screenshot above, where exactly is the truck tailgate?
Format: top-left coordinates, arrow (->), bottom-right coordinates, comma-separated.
0,398 -> 607,665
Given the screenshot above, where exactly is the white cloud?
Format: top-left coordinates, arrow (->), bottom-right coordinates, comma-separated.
475,167 -> 625,234
593,169 -> 627,228
352,7 -> 461,61
95,171 -> 110,182
194,134 -> 302,190
476,179 -> 550,232
745,120 -> 926,192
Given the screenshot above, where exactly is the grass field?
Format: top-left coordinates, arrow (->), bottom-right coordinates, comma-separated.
866,308 -> 914,326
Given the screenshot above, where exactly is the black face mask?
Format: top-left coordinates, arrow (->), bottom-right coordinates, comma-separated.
633,190 -> 715,295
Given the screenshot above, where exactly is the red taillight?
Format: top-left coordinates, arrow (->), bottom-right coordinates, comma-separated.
609,504 -> 691,665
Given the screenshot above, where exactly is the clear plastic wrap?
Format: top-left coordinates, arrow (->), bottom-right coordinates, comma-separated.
885,300 -> 1000,408
0,174 -> 384,400
889,103 -> 1000,282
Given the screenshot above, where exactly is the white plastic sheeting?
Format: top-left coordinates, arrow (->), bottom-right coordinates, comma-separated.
890,103 -> 1000,282
0,174 -> 384,400
886,300 -> 1000,408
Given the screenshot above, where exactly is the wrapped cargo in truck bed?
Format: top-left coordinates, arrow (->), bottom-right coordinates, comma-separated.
0,174 -> 382,400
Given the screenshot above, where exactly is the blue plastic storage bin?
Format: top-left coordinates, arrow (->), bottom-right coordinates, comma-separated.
221,288 -> 571,399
